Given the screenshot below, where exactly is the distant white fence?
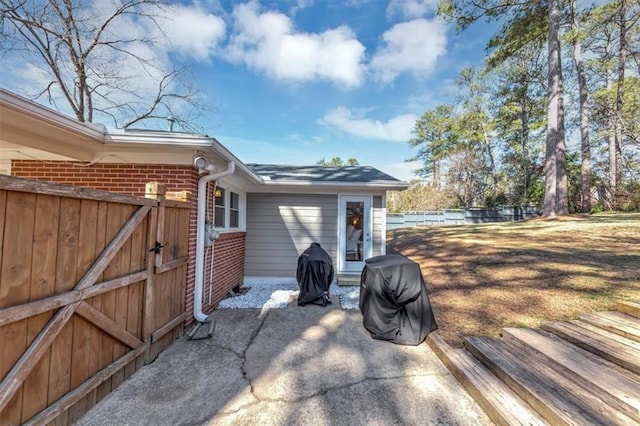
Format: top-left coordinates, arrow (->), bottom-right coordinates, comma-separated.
387,206 -> 541,229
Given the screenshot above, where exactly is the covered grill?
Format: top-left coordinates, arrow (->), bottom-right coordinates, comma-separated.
296,242 -> 334,306
360,254 -> 437,345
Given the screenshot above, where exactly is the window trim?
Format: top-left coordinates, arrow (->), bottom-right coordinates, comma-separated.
213,180 -> 246,232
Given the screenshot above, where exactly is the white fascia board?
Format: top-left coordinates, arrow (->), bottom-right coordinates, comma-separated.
259,180 -> 409,190
0,88 -> 106,140
104,130 -> 264,184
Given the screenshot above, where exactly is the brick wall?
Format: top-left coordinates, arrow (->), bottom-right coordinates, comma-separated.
11,160 -> 246,325
202,232 -> 246,312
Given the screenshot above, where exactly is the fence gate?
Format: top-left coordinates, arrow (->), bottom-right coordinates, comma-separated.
0,176 -> 190,425
147,199 -> 190,361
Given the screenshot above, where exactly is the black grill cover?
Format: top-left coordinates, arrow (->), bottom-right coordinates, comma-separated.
360,254 -> 437,345
296,243 -> 334,306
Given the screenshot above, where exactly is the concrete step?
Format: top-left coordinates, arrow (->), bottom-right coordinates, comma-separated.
336,275 -> 360,286
579,311 -> 640,343
464,336 -> 634,425
618,299 -> 640,319
541,320 -> 640,375
427,333 -> 546,426
502,327 -> 640,423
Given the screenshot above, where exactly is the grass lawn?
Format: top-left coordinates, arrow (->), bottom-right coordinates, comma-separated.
387,213 -> 640,348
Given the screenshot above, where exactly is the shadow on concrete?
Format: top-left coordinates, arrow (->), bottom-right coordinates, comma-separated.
76,299 -> 490,425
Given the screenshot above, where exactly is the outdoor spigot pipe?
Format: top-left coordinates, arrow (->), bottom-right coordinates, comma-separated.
194,161 -> 235,322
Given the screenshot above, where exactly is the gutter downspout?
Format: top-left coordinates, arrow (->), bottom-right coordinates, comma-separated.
194,161 -> 235,322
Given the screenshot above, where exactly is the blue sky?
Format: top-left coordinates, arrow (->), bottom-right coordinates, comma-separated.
1,0 -> 497,181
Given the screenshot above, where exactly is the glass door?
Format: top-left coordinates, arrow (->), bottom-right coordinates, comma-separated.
338,195 -> 372,273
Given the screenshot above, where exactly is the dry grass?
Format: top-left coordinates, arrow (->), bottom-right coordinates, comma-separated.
387,213 -> 640,348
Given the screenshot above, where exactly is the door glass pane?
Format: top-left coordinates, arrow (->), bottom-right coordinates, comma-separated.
345,201 -> 363,262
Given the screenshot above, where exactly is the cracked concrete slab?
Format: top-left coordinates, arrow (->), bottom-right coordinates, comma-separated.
76,301 -> 491,426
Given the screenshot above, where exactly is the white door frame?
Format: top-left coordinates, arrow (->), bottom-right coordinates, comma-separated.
338,195 -> 372,273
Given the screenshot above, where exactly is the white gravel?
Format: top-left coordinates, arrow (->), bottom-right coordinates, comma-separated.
218,281 -> 361,310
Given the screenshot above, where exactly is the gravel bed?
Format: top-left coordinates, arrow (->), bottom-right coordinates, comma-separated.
218,281 -> 360,310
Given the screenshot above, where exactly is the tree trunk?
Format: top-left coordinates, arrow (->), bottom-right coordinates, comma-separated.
543,0 -> 568,217
615,0 -> 627,195
520,85 -> 530,202
607,63 -> 616,204
572,0 -> 591,213
481,121 -> 498,188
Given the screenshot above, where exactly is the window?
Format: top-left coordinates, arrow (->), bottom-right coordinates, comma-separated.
230,192 -> 239,228
214,185 -> 242,230
214,187 -> 226,227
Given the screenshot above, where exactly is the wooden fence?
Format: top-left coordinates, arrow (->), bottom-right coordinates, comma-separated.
387,206 -> 541,229
0,175 -> 190,425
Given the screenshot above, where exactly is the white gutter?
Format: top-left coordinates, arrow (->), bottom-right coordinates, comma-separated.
194,161 -> 235,322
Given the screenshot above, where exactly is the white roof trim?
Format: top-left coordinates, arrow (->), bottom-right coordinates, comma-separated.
0,88 -> 106,139
1,88 -> 406,189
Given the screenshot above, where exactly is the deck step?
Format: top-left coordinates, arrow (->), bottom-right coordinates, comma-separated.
427,333 -> 546,426
541,320 -> 640,374
579,311 -> 640,343
502,327 -> 640,423
464,336 -> 635,425
618,300 -> 640,319
465,337 -> 634,425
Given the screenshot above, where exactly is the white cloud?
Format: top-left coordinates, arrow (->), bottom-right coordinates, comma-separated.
291,0 -> 314,15
319,107 -> 416,142
159,4 -> 226,60
370,18 -> 447,84
226,2 -> 365,88
386,0 -> 439,20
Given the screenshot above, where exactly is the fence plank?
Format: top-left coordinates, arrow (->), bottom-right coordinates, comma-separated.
70,200 -> 100,409
75,205 -> 151,292
91,202 -> 108,403
151,313 -> 186,343
0,203 -> 151,415
112,205 -> 134,389
125,217 -> 146,379
0,191 -> 36,424
0,175 -> 156,207
0,271 -> 148,328
0,300 -> 79,417
0,292 -> 80,327
23,344 -> 148,426
21,194 -> 60,422
75,302 -> 143,349
48,197 -> 80,424
81,271 -> 148,301
143,208 -> 158,348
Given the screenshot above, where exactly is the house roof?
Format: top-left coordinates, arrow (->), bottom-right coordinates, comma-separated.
247,164 -> 408,189
1,89 -> 407,190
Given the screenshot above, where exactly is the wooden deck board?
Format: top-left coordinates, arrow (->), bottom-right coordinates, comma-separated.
427,333 -> 547,426
464,336 -> 635,426
579,311 -> 640,343
502,327 -> 640,423
618,300 -> 640,319
541,320 -> 640,375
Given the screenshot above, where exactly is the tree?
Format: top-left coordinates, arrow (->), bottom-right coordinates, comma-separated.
488,46 -> 546,205
386,181 -> 454,212
0,0 -> 203,130
543,0 -> 568,217
439,0 -> 569,216
316,157 -> 359,167
408,104 -> 458,186
568,0 -> 592,213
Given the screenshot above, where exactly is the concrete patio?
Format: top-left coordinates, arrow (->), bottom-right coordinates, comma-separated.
76,298 -> 491,425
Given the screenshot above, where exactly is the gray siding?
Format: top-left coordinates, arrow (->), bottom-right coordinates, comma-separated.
245,193 -> 338,277
372,195 -> 384,257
